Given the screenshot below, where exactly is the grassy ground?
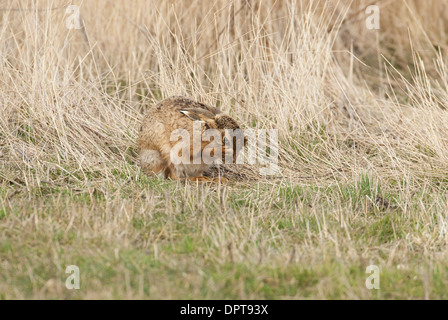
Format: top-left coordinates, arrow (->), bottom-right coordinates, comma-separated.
2,170 -> 448,299
1,0 -> 448,299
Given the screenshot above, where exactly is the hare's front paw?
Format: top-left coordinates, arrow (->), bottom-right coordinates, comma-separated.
188,176 -> 228,184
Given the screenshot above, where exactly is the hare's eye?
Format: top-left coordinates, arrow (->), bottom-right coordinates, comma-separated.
223,137 -> 230,146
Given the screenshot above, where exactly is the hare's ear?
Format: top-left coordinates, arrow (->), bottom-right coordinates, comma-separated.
180,108 -> 217,126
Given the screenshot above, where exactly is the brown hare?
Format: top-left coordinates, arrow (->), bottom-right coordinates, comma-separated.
138,96 -> 246,183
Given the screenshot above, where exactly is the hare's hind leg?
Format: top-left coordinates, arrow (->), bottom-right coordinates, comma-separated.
164,165 -> 179,180
138,149 -> 167,177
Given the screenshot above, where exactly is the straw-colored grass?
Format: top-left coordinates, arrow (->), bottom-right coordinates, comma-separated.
1,0 -> 448,299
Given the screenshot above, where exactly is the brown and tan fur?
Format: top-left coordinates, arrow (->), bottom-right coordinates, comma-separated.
137,96 -> 246,183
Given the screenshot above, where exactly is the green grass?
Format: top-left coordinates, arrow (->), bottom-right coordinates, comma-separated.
1,167 -> 448,299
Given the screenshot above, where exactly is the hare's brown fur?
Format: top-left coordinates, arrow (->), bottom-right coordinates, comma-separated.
137,96 -> 245,182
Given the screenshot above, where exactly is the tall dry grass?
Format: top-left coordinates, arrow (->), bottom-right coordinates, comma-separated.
1,0 -> 447,191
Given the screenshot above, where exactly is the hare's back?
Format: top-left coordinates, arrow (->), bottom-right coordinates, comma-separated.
139,97 -> 214,149
154,96 -> 223,116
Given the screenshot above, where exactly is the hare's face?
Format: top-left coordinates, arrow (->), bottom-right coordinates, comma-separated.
195,122 -> 246,165
181,108 -> 247,165
223,129 -> 247,164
